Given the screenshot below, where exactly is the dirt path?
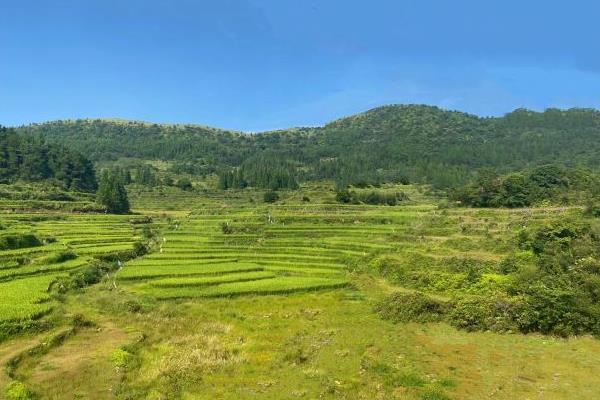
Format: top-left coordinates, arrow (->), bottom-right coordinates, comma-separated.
15,322 -> 137,399
0,331 -> 60,399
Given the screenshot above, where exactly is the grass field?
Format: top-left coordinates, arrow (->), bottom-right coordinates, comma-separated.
1,183 -> 599,399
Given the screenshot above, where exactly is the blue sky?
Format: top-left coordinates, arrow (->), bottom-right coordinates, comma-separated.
2,0 -> 600,131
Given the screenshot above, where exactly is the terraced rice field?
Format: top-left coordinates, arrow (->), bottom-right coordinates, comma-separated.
0,213 -> 149,326
2,186 -> 599,400
117,203 -> 438,299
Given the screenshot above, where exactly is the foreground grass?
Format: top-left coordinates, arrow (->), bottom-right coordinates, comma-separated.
26,279 -> 599,400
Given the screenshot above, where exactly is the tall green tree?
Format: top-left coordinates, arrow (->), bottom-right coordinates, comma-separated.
97,169 -> 130,214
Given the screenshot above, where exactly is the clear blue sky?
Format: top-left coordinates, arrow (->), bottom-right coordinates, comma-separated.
2,0 -> 600,131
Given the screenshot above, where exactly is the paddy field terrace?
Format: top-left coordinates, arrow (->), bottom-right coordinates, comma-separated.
0,184 -> 599,399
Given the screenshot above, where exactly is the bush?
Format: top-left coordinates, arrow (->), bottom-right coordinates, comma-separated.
176,178 -> 193,191
584,201 -> 600,217
129,216 -> 153,225
111,348 -> 134,369
44,251 -> 77,264
453,166 -> 599,208
94,242 -> 148,263
335,190 -> 408,205
263,190 -> 279,203
141,226 -> 155,239
376,291 -> 449,323
335,190 -> 352,203
448,295 -> 521,333
72,264 -> 104,288
220,222 -> 233,234
513,282 -> 600,336
5,381 -> 36,400
0,234 -> 42,250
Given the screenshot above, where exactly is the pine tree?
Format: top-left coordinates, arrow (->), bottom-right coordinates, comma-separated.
97,170 -> 130,214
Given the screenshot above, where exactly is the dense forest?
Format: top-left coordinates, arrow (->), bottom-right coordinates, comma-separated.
13,105 -> 600,189
452,165 -> 600,208
0,126 -> 97,191
218,153 -> 298,190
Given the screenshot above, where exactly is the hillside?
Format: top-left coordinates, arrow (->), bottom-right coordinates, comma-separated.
0,126 -> 97,192
14,105 -> 600,188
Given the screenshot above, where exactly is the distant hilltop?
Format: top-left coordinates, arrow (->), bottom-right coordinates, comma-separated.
12,104 -> 600,188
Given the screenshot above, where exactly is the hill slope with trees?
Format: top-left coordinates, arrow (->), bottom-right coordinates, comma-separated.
13,105 -> 600,188
0,126 -> 97,191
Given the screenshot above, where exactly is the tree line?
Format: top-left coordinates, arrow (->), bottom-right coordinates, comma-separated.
0,126 -> 96,191
451,165 -> 600,208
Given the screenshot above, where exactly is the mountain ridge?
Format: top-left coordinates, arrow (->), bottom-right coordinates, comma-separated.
12,104 -> 600,188
12,103 -> 600,134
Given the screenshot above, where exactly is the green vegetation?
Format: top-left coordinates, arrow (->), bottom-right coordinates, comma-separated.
0,182 -> 599,399
219,154 -> 299,190
453,165 -> 600,207
0,209 -> 155,342
16,105 -> 600,188
336,188 -> 409,205
1,105 -> 600,398
0,274 -> 58,323
0,234 -> 42,251
0,126 -> 96,191
5,380 -> 35,400
175,177 -> 193,191
96,169 -> 130,214
263,190 -> 279,203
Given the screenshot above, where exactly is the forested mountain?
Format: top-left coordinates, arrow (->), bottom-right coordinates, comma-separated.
13,105 -> 600,188
0,126 -> 96,191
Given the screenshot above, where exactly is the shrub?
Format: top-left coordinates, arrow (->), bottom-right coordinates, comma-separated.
448,295 -> 521,333
111,348 -> 134,369
263,190 -> 279,203
5,381 -> 36,400
527,220 -> 588,256
129,216 -> 153,224
54,261 -> 117,291
513,282 -> 600,336
94,242 -> 148,263
141,226 -> 155,239
371,257 -> 406,280
335,190 -> 408,205
420,389 -> 452,400
335,190 -> 352,203
73,264 -> 104,287
376,291 -> 449,323
220,222 -> 233,234
0,234 -> 42,250
176,178 -> 193,191
44,251 -> 77,264
584,201 -> 600,217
